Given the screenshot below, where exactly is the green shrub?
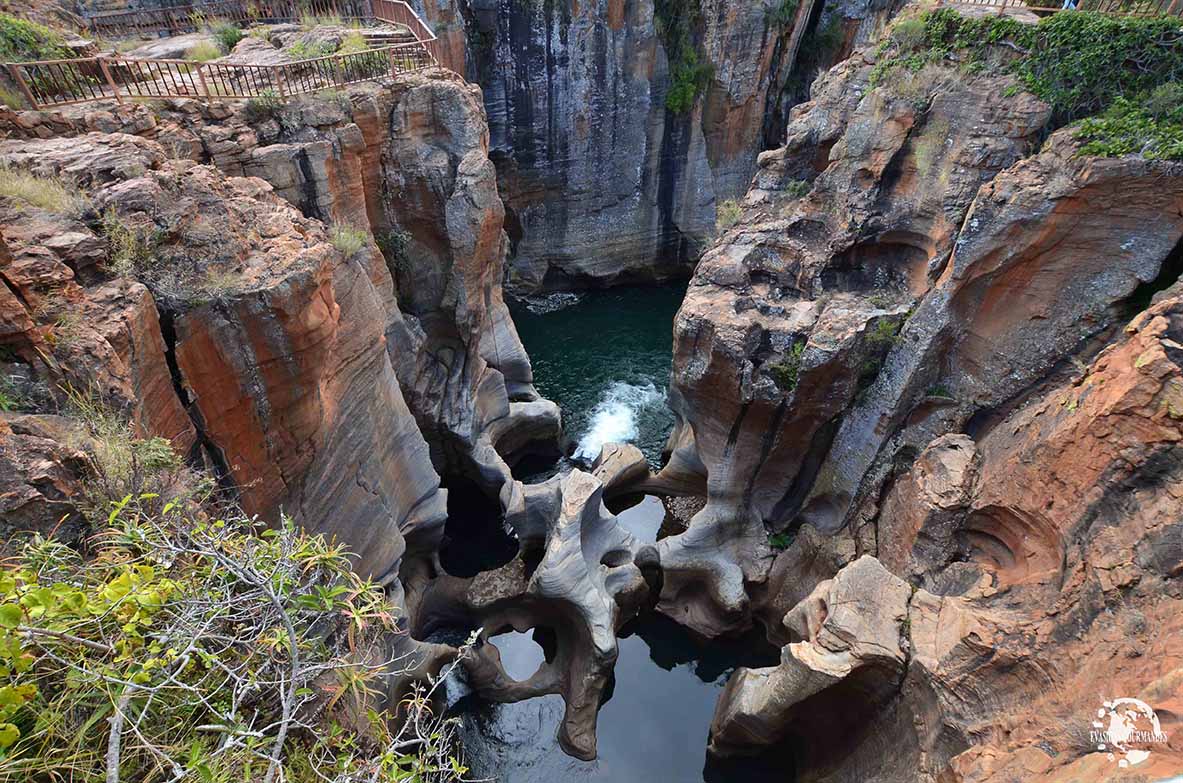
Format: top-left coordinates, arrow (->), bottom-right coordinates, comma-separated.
0,84 -> 24,109
331,224 -> 369,257
1075,96 -> 1183,160
1144,81 -> 1183,124
243,88 -> 285,122
871,10 -> 1183,127
926,383 -> 953,399
771,0 -> 799,28
657,0 -> 712,113
784,178 -> 810,199
101,209 -> 157,278
0,492 -> 470,781
185,40 -> 222,62
889,16 -> 926,53
211,21 -> 244,53
769,532 -> 792,550
0,166 -> 86,215
768,340 -> 806,392
337,30 -> 370,55
288,39 -> 337,60
376,229 -> 412,272
716,198 -> 742,232
0,376 -> 19,412
0,13 -> 71,62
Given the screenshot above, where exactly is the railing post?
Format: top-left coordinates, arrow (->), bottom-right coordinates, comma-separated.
6,64 -> 40,109
196,62 -> 211,97
97,56 -> 124,104
273,64 -> 286,97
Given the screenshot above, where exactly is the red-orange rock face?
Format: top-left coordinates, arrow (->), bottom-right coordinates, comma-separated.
1,72 -> 559,583
668,42 -> 1183,783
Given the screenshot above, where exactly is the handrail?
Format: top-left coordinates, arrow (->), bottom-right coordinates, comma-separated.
942,0 -> 1181,15
5,0 -> 457,108
7,41 -> 434,108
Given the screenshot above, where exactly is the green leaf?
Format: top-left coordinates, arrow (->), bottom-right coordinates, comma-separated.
0,605 -> 21,629
0,723 -> 18,748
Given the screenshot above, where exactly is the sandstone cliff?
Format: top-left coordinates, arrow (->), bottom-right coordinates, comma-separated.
0,71 -> 557,582
644,23 -> 1183,783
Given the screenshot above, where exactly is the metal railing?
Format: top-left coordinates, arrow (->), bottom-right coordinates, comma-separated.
945,0 -> 1182,15
88,0 -> 373,37
5,0 -> 454,108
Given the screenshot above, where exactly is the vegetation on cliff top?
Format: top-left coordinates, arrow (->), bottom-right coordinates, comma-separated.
0,404 -> 467,782
0,13 -> 71,63
874,9 -> 1183,159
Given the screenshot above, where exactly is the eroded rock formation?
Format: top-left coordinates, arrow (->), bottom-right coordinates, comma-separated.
407,469 -> 650,760
651,26 -> 1183,783
652,47 -> 1183,638
0,71 -> 558,583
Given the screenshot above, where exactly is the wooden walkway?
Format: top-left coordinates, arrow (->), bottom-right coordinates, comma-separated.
5,0 -> 455,109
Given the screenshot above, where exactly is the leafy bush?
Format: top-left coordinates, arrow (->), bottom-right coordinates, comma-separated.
889,16 -> 926,53
1144,81 -> 1183,123
771,0 -> 799,28
185,40 -> 222,62
0,376 -> 19,412
288,39 -> 337,60
211,21 -> 244,53
376,229 -> 412,273
715,198 -> 742,232
768,340 -> 806,392
331,224 -> 369,257
656,0 -> 712,113
1075,96 -> 1183,160
0,13 -> 71,62
872,10 -> 1183,127
62,387 -> 193,512
783,178 -> 811,199
101,209 -> 158,278
243,88 -> 285,122
0,494 -> 470,782
0,85 -> 24,109
0,166 -> 87,216
338,31 -> 370,55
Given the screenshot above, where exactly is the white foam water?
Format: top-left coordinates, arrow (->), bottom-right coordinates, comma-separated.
573,381 -> 665,463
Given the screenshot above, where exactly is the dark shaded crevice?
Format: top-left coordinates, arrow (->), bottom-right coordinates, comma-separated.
769,413 -> 843,530
437,473 -> 518,578
1121,232 -> 1183,319
295,148 -> 325,222
156,308 -> 236,491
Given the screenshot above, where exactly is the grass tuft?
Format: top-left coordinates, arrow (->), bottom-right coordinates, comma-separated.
0,166 -> 87,215
185,40 -> 222,62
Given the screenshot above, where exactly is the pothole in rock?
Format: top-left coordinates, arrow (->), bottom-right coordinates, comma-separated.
489,627 -> 554,682
438,474 -> 518,578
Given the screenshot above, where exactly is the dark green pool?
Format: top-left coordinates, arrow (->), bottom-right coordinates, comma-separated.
509,284 -> 687,466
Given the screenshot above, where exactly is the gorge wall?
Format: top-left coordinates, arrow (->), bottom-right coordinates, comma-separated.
414,0 -> 902,292
633,13 -> 1183,782
0,71 -> 557,584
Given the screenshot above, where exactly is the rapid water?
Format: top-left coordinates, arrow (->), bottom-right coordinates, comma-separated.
510,285 -> 686,467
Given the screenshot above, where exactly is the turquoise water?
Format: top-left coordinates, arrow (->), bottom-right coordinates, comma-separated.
510,285 -> 687,467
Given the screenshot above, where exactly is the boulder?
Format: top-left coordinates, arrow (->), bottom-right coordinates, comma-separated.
591,441 -> 650,497
709,556 -> 911,755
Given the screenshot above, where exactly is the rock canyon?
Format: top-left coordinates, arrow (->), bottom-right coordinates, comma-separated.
1,2 -> 1182,782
